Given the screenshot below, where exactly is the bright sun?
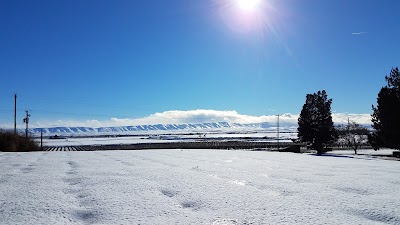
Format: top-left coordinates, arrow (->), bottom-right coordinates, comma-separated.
236,0 -> 262,11
218,0 -> 274,34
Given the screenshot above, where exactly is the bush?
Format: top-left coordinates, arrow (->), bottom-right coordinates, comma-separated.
0,130 -> 40,152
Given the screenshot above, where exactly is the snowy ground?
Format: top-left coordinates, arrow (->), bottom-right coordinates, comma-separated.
330,149 -> 397,157
1,149 -> 399,224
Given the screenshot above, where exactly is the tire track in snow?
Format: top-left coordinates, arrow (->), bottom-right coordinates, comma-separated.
97,152 -> 207,221
146,151 -> 300,199
181,157 -> 300,197
0,153 -> 14,163
152,154 -> 287,215
103,151 -> 301,222
349,208 -> 400,224
18,152 -> 47,174
0,153 -> 28,186
63,156 -> 104,224
90,151 -> 203,221
159,186 -> 206,212
0,174 -> 13,184
108,153 -> 213,214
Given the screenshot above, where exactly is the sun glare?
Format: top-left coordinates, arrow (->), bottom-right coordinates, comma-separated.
217,0 -> 271,34
236,0 -> 262,12
214,0 -> 285,36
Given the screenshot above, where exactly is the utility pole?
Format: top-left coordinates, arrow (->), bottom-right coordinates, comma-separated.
40,128 -> 43,151
23,110 -> 30,138
277,114 -> 280,151
347,117 -> 350,148
14,93 -> 17,135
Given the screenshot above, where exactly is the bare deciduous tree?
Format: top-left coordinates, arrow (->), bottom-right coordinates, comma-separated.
338,121 -> 369,154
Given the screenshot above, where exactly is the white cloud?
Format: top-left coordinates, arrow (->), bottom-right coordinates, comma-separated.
332,113 -> 371,125
352,31 -> 366,35
24,109 -> 372,128
29,119 -> 104,128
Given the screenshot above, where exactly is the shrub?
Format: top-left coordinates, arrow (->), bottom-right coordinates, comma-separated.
0,130 -> 40,152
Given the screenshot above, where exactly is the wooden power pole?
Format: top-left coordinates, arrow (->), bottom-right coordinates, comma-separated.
41,129 -> 43,151
14,93 -> 17,135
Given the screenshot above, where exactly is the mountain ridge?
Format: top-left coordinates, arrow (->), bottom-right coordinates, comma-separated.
28,121 -> 278,135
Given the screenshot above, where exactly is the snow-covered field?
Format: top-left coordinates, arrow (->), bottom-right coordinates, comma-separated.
1,149 -> 399,224
42,132 -> 297,147
42,136 -> 182,147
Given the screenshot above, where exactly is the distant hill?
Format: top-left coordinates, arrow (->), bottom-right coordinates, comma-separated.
28,122 -> 280,136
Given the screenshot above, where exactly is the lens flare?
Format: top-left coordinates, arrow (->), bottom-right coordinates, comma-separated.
236,0 -> 262,12
213,0 -> 291,56
216,0 -> 273,34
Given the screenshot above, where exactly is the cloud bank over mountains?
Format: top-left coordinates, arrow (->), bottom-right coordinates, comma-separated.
26,109 -> 372,128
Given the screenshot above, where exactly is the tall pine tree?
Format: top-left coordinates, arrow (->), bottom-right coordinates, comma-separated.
298,90 -> 337,154
370,67 -> 400,149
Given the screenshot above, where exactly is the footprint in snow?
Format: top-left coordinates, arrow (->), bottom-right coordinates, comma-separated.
212,219 -> 239,225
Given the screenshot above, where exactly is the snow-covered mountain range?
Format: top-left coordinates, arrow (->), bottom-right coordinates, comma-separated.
28,122 -> 280,136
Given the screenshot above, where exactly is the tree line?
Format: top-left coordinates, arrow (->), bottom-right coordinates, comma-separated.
297,67 -> 400,154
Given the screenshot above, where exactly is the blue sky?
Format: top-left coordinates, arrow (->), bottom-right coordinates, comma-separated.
1,0 -> 399,127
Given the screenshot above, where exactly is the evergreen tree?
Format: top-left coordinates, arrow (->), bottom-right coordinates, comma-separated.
371,67 -> 400,149
298,90 -> 337,154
